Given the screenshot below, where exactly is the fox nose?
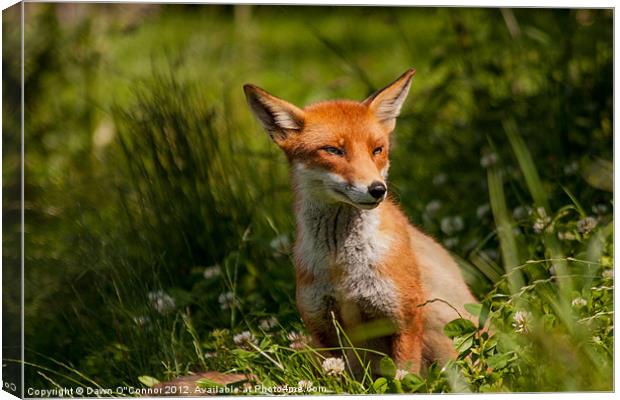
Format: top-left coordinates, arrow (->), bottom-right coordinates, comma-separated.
368,181 -> 387,199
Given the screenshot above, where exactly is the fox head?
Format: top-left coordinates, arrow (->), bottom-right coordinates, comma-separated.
244,68 -> 415,210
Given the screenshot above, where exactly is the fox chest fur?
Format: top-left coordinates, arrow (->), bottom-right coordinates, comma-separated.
294,199 -> 400,334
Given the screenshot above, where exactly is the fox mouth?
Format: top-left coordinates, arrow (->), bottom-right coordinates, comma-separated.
354,201 -> 382,210
331,188 -> 383,209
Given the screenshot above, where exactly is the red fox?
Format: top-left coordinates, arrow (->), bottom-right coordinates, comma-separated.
244,69 -> 477,375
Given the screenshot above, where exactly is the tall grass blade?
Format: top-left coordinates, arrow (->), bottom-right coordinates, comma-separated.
560,185 -> 587,218
181,313 -> 208,371
487,166 -> 524,294
502,119 -> 548,210
503,118 -> 571,297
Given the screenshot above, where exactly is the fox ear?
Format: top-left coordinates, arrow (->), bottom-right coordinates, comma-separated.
363,68 -> 416,131
243,84 -> 305,143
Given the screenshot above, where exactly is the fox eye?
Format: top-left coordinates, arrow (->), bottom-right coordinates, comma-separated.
322,146 -> 345,156
373,146 -> 384,156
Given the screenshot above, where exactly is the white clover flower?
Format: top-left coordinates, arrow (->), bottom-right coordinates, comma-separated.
532,220 -> 546,234
432,173 -> 447,186
147,290 -> 176,315
258,316 -> 278,331
563,161 -> 578,175
203,265 -> 222,279
287,331 -> 310,350
480,153 -> 498,168
602,269 -> 613,280
512,311 -> 532,334
322,357 -> 345,376
549,265 -> 556,276
453,216 -> 464,231
297,380 -> 314,391
425,200 -> 442,215
557,231 -> 577,241
512,205 -> 532,220
233,331 -> 257,349
476,203 -> 490,219
571,297 -> 587,308
440,216 -> 464,235
577,216 -> 597,234
204,352 -> 216,359
395,369 -> 409,380
218,291 -> 236,310
443,237 -> 459,249
592,204 -> 609,215
532,207 -> 551,234
270,234 -> 291,255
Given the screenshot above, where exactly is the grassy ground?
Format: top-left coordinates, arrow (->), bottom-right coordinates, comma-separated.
3,4 -> 613,394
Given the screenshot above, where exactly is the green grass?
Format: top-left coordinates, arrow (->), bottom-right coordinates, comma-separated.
3,4 -> 613,394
